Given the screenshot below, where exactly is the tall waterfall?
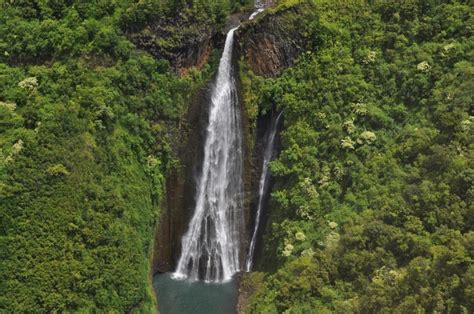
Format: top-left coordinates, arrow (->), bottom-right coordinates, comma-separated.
245,111 -> 282,272
173,27 -> 244,283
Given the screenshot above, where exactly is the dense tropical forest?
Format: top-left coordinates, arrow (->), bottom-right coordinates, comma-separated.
0,0 -> 250,311
0,0 -> 472,313
240,0 -> 473,312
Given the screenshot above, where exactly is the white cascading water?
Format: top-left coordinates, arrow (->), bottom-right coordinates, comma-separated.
249,0 -> 265,20
245,111 -> 282,272
173,26 -> 244,283
174,1 -> 267,283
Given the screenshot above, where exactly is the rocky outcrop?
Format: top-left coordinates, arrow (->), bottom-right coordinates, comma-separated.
128,14 -> 223,75
151,168 -> 186,273
236,5 -> 307,77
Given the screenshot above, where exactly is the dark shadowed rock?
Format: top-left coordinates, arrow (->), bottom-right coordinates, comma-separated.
151,82 -> 212,273
127,13 -> 224,75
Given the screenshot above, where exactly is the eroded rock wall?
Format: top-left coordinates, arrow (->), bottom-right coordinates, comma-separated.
128,15 -> 225,75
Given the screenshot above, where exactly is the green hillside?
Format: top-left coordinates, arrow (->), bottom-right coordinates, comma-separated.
0,0 -> 248,311
240,0 -> 473,312
1,0 -> 472,312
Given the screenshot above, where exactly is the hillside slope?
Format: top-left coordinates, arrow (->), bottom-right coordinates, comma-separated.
0,0 -> 250,311
0,0 -> 472,312
238,0 -> 473,312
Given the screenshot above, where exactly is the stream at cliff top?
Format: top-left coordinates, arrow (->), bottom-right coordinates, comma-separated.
153,273 -> 238,314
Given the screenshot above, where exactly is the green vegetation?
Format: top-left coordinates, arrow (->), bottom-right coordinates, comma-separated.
0,0 -> 243,312
1,0 -> 472,312
242,0 -> 473,312
123,0 -> 252,68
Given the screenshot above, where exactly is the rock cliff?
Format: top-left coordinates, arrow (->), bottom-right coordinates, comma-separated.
150,3 -> 304,276
151,84 -> 211,273
128,15 -> 223,75
237,5 -> 306,77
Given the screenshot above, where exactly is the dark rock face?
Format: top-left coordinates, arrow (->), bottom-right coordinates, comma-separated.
133,30 -> 216,75
151,4 -> 300,275
128,16 -> 223,75
151,168 -> 186,273
236,6 -> 306,77
152,84 -> 211,273
233,57 -> 253,267
127,11 -> 254,76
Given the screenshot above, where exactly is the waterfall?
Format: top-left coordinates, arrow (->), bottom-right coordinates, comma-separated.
173,27 -> 244,283
245,111 -> 282,272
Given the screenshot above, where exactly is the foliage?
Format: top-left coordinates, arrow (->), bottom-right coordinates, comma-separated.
242,0 -> 473,312
0,0 -> 219,312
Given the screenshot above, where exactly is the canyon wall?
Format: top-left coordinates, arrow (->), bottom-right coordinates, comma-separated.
150,4 -> 305,275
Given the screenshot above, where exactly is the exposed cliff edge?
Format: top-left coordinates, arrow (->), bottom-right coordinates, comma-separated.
127,14 -> 224,75
236,5 -> 306,77
151,84 -> 210,273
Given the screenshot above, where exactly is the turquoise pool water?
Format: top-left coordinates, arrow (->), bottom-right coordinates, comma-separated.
153,273 -> 238,314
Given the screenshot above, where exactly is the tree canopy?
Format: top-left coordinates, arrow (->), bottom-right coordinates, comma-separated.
241,0 -> 473,312
0,0 -> 244,311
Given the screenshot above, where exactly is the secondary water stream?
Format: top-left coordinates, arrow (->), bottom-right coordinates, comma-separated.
245,111 -> 282,271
